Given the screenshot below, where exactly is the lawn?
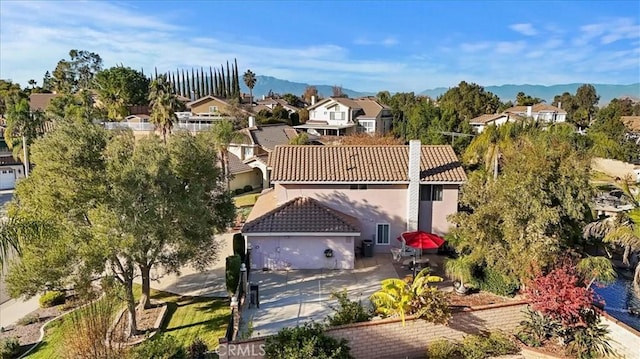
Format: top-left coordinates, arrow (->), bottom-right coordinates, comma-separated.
25,287 -> 230,358
233,192 -> 259,208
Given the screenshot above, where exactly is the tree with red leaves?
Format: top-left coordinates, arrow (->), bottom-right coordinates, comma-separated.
524,265 -> 598,329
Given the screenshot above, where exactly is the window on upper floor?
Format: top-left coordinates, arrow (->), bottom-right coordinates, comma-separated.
350,184 -> 368,190
209,106 -> 218,113
243,146 -> 253,159
330,112 -> 345,121
420,184 -> 443,201
360,121 -> 375,133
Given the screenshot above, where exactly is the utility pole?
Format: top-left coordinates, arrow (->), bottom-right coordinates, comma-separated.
22,135 -> 29,177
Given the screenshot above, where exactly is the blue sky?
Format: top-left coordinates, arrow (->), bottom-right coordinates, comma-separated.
1,1 -> 639,92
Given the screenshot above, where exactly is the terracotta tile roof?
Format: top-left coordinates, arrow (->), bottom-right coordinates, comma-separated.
269,145 -> 466,182
622,116 -> 640,132
228,152 -> 253,175
469,114 -> 505,125
29,93 -> 58,112
242,196 -> 361,234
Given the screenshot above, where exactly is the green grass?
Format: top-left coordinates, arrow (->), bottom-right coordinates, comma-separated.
233,192 -> 259,207
25,287 -> 230,358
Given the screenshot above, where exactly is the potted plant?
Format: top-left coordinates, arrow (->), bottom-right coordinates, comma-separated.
324,248 -> 334,258
444,256 -> 476,295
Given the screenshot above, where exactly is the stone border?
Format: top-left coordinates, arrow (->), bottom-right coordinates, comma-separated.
601,311 -> 640,337
17,293 -> 106,359
520,346 -> 568,359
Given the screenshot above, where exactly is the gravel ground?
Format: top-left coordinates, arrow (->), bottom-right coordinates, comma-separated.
0,305 -> 65,347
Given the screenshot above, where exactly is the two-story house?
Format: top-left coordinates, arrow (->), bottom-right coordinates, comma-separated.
469,103 -> 566,133
241,140 -> 466,270
295,97 -> 392,136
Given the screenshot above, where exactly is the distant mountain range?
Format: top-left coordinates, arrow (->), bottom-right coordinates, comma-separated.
240,76 -> 639,105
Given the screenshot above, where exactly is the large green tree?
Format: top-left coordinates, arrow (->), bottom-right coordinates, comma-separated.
149,74 -> 179,143
94,66 -> 150,121
51,49 -> 103,94
450,128 -> 594,285
5,122 -> 235,336
0,79 -> 26,116
437,81 -> 501,121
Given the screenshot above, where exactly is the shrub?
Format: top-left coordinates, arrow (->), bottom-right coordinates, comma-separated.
0,337 -> 20,359
264,322 -> 352,359
326,290 -> 371,326
425,339 -> 462,359
234,188 -> 244,196
567,321 -> 615,359
516,307 -> 560,347
64,297 -> 125,358
39,290 -> 66,308
232,233 -> 245,262
243,185 -> 253,193
225,255 -> 242,296
186,338 -> 208,359
460,332 -> 519,359
128,335 -> 186,359
16,313 -> 39,326
477,267 -> 519,296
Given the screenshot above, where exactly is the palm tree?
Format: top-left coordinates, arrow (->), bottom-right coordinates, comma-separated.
94,75 -> 128,121
463,122 -> 521,180
4,97 -> 46,176
208,121 -> 243,188
243,70 -> 256,107
369,268 -> 446,326
149,74 -> 178,144
0,218 -> 56,271
444,255 -> 477,294
584,179 -> 640,294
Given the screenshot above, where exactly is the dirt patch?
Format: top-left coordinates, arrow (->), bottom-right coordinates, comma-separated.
111,303 -> 165,345
520,341 -> 571,358
448,291 -> 519,308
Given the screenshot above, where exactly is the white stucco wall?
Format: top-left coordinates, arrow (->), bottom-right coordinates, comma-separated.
247,235 -> 355,270
230,170 -> 262,192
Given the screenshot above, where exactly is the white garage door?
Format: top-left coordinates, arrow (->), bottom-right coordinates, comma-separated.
251,236 -> 355,270
0,169 -> 16,190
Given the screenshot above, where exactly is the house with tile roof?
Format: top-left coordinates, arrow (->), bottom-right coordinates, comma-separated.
469,103 -> 566,133
241,140 -> 466,270
227,119 -> 300,191
295,97 -> 392,136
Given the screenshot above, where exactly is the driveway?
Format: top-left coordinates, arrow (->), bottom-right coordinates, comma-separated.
239,255 -> 400,338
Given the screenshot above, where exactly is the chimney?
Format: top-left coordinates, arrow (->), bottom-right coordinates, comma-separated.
407,140 -> 421,232
311,95 -> 316,106
557,101 -> 562,110
526,105 -> 532,117
262,95 -> 266,100
248,116 -> 256,128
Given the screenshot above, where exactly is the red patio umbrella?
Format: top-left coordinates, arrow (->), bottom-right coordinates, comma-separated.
397,231 -> 446,277
397,231 -> 445,250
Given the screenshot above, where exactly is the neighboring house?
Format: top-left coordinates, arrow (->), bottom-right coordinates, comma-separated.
228,118 -> 299,190
469,103 -> 566,133
469,113 -> 526,133
29,93 -> 59,112
241,140 -> 466,270
255,98 -> 300,114
296,97 -> 392,136
0,139 -> 24,190
187,95 -> 246,117
228,152 -> 262,192
621,116 -> 640,133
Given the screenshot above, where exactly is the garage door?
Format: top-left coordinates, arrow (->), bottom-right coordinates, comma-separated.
0,169 -> 15,190
251,236 -> 355,270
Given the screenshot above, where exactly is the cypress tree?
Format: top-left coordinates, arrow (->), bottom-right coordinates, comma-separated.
181,69 -> 187,98
231,63 -> 237,99
225,61 -> 231,98
209,66 -> 214,95
200,67 -> 205,97
220,65 -> 226,98
195,69 -> 201,99
234,58 -> 241,98
214,70 -> 219,97
191,68 -> 196,99
186,70 -> 191,100
154,67 -> 158,80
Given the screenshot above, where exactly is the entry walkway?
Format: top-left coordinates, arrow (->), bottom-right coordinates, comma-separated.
239,255 -> 400,338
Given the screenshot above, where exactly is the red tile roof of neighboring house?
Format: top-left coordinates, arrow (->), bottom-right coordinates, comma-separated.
269,145 -> 466,183
242,196 -> 361,234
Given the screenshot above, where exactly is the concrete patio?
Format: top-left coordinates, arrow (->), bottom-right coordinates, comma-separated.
238,253 -> 453,338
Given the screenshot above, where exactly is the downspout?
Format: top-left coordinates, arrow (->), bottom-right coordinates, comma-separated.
407,140 -> 421,232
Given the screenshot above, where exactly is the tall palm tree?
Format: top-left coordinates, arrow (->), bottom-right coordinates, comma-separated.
4,97 -> 46,176
94,75 -> 128,121
149,74 -> 178,144
243,70 -> 256,106
208,121 -> 243,189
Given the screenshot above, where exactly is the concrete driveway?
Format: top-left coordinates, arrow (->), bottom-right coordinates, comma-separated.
239,255 -> 400,338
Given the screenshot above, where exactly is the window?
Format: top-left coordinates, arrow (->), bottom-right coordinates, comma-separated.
243,147 -> 253,159
376,223 -> 390,245
349,184 -> 368,190
420,184 -> 443,201
359,121 -> 375,133
208,106 -> 218,113
330,112 -> 345,121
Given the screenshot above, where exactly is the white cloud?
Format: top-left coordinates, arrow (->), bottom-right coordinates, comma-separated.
510,23 -> 538,36
354,36 -> 398,46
